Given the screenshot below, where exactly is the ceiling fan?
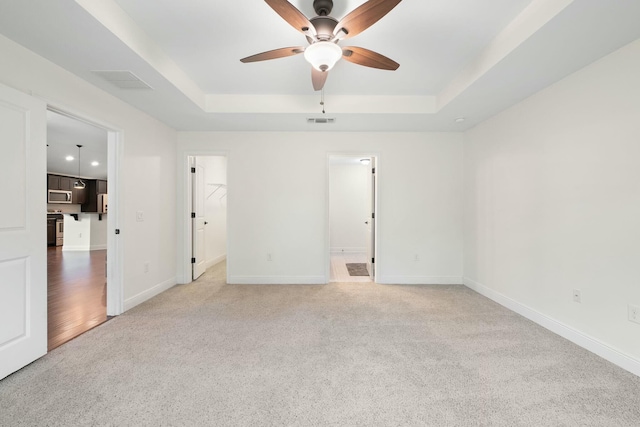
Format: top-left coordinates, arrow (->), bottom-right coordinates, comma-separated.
240,0 -> 402,91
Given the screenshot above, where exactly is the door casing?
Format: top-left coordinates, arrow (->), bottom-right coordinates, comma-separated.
46,105 -> 124,316
178,151 -> 229,284
325,153 -> 380,283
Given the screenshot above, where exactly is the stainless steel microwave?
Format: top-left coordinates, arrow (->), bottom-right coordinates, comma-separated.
48,190 -> 72,204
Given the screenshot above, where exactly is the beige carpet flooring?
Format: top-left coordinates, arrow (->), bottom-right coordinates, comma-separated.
1,261 -> 639,426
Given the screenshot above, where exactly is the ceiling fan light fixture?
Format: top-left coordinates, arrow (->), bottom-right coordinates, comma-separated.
304,41 -> 342,72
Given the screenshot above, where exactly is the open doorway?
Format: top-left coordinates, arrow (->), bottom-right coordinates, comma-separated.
190,156 -> 227,281
46,109 -> 120,350
328,155 -> 377,283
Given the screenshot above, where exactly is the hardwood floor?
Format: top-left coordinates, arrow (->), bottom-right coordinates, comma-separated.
330,253 -> 373,283
47,247 -> 107,351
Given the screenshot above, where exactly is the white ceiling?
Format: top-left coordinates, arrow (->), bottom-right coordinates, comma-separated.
47,111 -> 108,180
1,0 -> 640,132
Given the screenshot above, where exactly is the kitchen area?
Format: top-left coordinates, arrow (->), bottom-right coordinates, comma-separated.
46,110 -> 110,351
47,175 -> 108,250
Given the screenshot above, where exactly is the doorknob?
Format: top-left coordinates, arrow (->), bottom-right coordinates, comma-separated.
364,221 -> 369,224
204,221 -> 208,225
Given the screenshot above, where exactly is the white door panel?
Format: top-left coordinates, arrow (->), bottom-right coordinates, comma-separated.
0,83 -> 47,380
192,157 -> 206,280
366,158 -> 376,278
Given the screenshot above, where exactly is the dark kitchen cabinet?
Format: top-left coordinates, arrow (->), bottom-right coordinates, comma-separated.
47,218 -> 56,246
48,174 -> 73,191
72,186 -> 87,205
59,176 -> 73,191
97,180 -> 107,194
82,179 -> 108,212
47,174 -> 59,190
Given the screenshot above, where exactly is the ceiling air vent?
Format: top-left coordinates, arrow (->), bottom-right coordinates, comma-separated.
92,70 -> 153,90
307,118 -> 336,124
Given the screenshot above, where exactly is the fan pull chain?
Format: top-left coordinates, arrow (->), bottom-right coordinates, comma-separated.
320,88 -> 326,114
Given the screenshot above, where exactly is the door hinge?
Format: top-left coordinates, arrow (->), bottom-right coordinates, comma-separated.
191,258 -> 196,264
191,212 -> 196,218
115,229 -> 120,235
372,212 -> 375,219
372,167 -> 376,174
372,257 -> 375,263
191,167 -> 196,173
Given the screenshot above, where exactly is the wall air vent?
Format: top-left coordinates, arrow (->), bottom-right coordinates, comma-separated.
91,70 -> 153,90
307,118 -> 336,124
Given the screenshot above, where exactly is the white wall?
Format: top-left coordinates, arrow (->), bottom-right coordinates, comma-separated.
198,156 -> 227,268
464,39 -> 640,370
330,162 -> 369,253
177,132 -> 463,285
62,214 -> 91,251
89,214 -> 108,250
61,213 -> 107,251
0,34 -> 177,311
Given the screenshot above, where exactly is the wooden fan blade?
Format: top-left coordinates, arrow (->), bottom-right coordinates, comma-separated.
265,0 -> 314,35
240,47 -> 305,63
334,0 -> 402,40
342,46 -> 399,70
312,68 -> 328,91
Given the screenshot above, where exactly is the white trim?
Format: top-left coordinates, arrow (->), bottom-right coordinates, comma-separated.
124,277 -> 177,311
60,245 -> 107,251
106,129 -> 123,316
326,152 -> 380,284
228,276 -> 326,285
377,276 -> 463,285
42,103 -> 125,316
330,247 -> 366,254
177,150 -> 230,285
62,246 -> 91,252
464,277 -> 640,378
205,254 -> 226,269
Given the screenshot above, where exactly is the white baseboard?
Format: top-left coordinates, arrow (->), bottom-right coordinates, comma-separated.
124,277 -> 177,312
63,245 -> 106,251
330,247 -> 366,254
464,277 -> 640,378
205,254 -> 226,269
228,275 -> 326,285
376,276 -> 463,285
62,245 -> 90,251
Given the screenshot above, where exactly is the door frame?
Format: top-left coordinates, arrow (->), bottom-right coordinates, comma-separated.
325,152 -> 380,283
178,150 -> 229,284
46,104 -> 124,316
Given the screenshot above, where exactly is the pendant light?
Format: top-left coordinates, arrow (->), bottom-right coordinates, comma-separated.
74,144 -> 86,189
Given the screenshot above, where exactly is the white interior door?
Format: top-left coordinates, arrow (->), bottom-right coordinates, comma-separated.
192,157 -> 206,280
0,83 -> 47,379
366,158 -> 376,277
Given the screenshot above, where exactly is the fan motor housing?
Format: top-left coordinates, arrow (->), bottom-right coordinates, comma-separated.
309,16 -> 338,42
313,0 -> 333,16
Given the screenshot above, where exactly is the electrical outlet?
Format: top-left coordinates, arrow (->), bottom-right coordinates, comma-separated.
144,263 -> 149,273
629,304 -> 640,324
78,232 -> 82,238
572,289 -> 582,303
136,211 -> 144,222
413,254 -> 419,261
267,253 -> 272,262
